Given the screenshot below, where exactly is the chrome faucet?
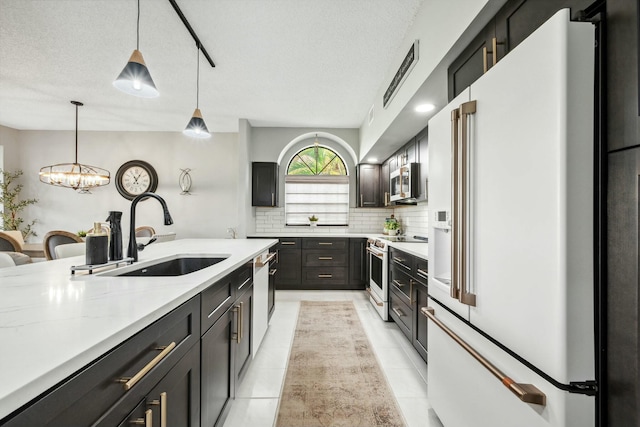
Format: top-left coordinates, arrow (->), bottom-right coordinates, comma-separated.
127,192 -> 173,262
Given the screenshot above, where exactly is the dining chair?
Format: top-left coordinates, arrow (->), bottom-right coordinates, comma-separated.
55,242 -> 86,259
43,230 -> 84,260
0,252 -> 16,268
0,232 -> 22,252
135,226 -> 156,238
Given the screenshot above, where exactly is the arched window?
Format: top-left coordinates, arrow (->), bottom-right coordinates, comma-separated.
287,145 -> 347,176
285,145 -> 349,226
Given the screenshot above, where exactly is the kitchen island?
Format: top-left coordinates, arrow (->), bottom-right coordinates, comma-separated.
0,238 -> 277,423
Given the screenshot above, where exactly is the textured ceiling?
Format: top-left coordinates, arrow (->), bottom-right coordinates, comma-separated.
0,0 -> 424,133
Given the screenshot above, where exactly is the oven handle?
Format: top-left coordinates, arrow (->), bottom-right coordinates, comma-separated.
366,247 -> 384,259
366,287 -> 384,306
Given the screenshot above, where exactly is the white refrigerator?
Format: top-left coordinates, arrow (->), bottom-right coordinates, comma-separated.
426,9 -> 596,427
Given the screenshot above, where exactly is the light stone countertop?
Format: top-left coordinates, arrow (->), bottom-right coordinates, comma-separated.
0,238 -> 277,420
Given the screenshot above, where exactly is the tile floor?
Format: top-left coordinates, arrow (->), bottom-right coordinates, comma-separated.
222,290 -> 444,427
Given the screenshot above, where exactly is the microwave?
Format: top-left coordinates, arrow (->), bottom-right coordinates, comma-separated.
390,163 -> 419,202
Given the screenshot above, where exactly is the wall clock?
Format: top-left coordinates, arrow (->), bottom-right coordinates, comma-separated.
115,160 -> 159,200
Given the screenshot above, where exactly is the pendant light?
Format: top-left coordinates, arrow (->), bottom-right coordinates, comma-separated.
113,0 -> 159,98
183,43 -> 211,138
39,101 -> 111,193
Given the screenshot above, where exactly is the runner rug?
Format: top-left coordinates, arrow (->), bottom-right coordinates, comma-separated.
275,301 -> 406,427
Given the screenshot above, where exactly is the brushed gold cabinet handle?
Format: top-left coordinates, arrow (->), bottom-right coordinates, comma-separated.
233,305 -> 241,343
392,279 -> 405,288
417,268 -> 428,278
240,301 -> 244,340
360,194 -> 364,207
392,307 -> 406,317
318,256 -> 333,260
281,241 -> 296,245
483,46 -> 489,73
271,192 -> 275,206
119,342 -> 176,391
409,280 -> 414,305
130,409 -> 152,426
318,274 -> 332,278
422,307 -> 546,405
318,242 -> 333,245
149,392 -> 167,427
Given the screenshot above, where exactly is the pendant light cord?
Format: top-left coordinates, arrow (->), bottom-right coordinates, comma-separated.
74,102 -> 79,164
196,42 -> 200,108
136,0 -> 140,51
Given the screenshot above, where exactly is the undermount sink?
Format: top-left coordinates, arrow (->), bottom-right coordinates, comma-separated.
111,256 -> 228,277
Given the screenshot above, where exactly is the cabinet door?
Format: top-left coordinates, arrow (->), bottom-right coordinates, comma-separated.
381,160 -> 391,206
447,19 -> 498,101
412,282 -> 428,362
234,287 -> 253,386
252,162 -> 278,207
147,343 -> 200,427
348,239 -> 367,288
274,249 -> 301,288
416,127 -> 429,202
356,164 -> 381,207
201,307 -> 234,427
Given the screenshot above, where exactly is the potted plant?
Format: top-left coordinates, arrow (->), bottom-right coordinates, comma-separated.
308,215 -> 319,227
384,215 -> 400,235
0,169 -> 38,240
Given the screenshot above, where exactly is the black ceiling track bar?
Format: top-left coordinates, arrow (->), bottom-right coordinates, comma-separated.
167,0 -> 215,68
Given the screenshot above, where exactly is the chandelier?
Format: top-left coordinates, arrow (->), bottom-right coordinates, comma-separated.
39,101 -> 110,193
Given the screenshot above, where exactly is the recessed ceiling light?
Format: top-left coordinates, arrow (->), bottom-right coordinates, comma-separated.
415,103 -> 435,113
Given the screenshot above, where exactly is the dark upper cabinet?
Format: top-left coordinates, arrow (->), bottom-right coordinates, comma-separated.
448,0 -> 593,101
416,127 -> 428,202
381,160 -> 391,206
252,162 -> 278,207
356,164 -> 382,207
448,19 -> 500,101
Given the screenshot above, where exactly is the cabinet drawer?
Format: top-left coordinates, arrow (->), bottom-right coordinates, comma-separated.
277,238 -> 301,249
236,261 -> 253,292
201,272 -> 235,334
389,291 -> 412,338
389,267 -> 413,302
302,267 -> 348,285
415,258 -> 428,285
302,249 -> 348,267
3,296 -> 200,427
302,238 -> 348,250
390,247 -> 414,272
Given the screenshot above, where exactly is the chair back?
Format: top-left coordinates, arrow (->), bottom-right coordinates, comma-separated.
135,226 -> 156,238
0,231 -> 25,250
44,230 -> 84,260
55,242 -> 86,259
0,232 -> 22,252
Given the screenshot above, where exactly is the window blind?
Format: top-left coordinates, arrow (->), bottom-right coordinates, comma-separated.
285,175 -> 349,225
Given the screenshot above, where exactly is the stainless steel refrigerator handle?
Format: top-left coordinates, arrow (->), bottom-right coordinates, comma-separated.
421,307 -> 546,406
459,100 -> 477,307
450,108 -> 460,300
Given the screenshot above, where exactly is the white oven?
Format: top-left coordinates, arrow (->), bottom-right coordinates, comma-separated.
366,238 -> 389,320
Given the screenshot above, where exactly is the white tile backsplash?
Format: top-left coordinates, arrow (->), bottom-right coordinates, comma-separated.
254,203 -> 428,236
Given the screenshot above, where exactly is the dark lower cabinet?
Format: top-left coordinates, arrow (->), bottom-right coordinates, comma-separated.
348,238 -> 367,288
201,263 -> 253,427
234,285 -> 253,386
388,247 -> 428,362
268,251 -> 277,319
274,238 -> 302,289
201,307 -> 234,427
1,297 -> 201,427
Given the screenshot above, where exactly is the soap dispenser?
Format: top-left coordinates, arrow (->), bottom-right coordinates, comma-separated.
86,222 -> 108,265
106,211 -> 123,261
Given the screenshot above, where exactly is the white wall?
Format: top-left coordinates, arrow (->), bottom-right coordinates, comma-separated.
2,126 -> 240,242
359,0 -> 492,159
